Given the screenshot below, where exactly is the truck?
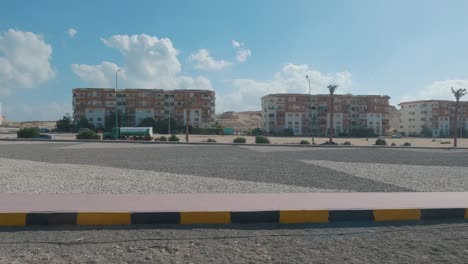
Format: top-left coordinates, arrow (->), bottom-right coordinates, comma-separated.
103,127 -> 153,140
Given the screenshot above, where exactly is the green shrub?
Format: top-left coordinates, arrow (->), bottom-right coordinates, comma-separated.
342,141 -> 352,145
375,139 -> 387,145
155,136 -> 167,141
168,134 -> 180,142
300,140 -> 310,144
440,141 -> 451,144
207,138 -> 216,143
233,137 -> 247,143
391,142 -> 396,146
76,129 -> 101,140
17,127 -> 41,138
255,135 -> 270,144
402,142 -> 411,146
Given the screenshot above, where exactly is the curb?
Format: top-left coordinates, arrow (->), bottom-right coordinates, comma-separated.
1,209 -> 467,227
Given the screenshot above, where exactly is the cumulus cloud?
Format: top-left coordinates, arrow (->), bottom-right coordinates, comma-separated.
217,63 -> 352,112
71,61 -> 123,87
400,79 -> 468,103
72,34 -> 212,90
67,28 -> 77,38
188,49 -> 230,71
0,29 -> 55,95
232,39 -> 251,62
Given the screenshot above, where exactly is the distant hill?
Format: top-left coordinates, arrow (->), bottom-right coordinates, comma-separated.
216,111 -> 262,131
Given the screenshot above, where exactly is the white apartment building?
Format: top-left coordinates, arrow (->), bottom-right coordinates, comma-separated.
399,100 -> 468,137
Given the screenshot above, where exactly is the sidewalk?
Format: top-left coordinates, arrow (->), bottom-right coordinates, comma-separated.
1,193 -> 467,226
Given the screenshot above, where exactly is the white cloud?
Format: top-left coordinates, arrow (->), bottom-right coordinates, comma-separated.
71,61 -> 124,87
188,49 -> 230,71
72,34 -> 212,90
232,39 -> 251,63
67,28 -> 77,38
0,29 -> 55,95
232,40 -> 241,48
400,79 -> 468,103
236,49 -> 251,63
217,63 -> 352,112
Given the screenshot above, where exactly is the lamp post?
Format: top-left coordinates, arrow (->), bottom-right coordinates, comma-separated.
306,75 -> 314,144
115,69 -> 121,138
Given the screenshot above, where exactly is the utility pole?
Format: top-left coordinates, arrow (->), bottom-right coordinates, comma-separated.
306,75 -> 314,144
185,95 -> 195,142
168,109 -> 171,135
115,69 -> 121,139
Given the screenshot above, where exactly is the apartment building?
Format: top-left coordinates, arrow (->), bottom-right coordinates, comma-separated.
399,100 -> 468,137
72,88 -> 216,128
261,94 -> 391,136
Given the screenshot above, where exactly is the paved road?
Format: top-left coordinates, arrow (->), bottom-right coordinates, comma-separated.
1,141 -> 468,193
1,221 -> 468,263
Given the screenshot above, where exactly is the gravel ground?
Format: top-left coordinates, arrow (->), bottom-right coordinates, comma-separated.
1,222 -> 468,263
302,160 -> 468,192
1,142 -> 468,193
0,158 -> 337,193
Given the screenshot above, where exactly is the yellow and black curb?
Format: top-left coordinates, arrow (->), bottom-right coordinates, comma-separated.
1,209 -> 467,227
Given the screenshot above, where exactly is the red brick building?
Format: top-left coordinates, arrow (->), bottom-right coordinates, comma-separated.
72,88 -> 216,128
261,94 -> 391,136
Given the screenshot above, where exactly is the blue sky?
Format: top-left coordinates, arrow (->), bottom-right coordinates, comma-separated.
1,0 -> 468,121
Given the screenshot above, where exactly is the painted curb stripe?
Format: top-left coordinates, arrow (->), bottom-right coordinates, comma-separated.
231,211 -> 280,223
180,212 -> 230,224
131,212 -> 180,224
280,210 -> 329,223
77,213 -> 131,225
329,210 -> 374,221
0,213 -> 26,226
26,213 -> 77,225
373,209 -> 421,222
421,208 -> 466,220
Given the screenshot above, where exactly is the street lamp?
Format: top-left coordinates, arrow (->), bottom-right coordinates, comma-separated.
115,69 -> 121,138
306,75 -> 314,144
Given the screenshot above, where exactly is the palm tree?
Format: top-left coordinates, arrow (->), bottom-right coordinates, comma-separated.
452,87 -> 467,147
327,84 -> 339,143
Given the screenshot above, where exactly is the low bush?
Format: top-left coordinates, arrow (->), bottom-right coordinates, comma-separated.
233,137 -> 246,143
321,141 -> 338,145
402,142 -> 411,146
17,127 -> 40,138
440,141 -> 451,144
391,142 -> 396,146
375,139 -> 387,145
168,134 -> 180,142
299,140 -> 310,144
155,136 -> 167,141
206,138 -> 216,143
255,135 -> 270,144
342,141 -> 352,145
76,129 -> 101,140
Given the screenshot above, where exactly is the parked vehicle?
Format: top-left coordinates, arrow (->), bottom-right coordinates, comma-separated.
103,127 -> 153,140
391,134 -> 402,138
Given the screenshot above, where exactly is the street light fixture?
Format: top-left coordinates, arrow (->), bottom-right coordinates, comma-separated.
115,69 -> 121,138
306,75 -> 314,144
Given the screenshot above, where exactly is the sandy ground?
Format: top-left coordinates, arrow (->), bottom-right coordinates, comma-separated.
0,132 -> 466,147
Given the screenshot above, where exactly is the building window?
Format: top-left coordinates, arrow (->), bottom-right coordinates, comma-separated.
97,117 -> 102,121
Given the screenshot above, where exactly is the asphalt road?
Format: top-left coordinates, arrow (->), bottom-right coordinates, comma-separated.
1,221 -> 468,263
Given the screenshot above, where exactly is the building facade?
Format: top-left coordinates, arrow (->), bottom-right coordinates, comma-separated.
399,100 -> 468,137
72,88 -> 216,128
261,94 -> 391,136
